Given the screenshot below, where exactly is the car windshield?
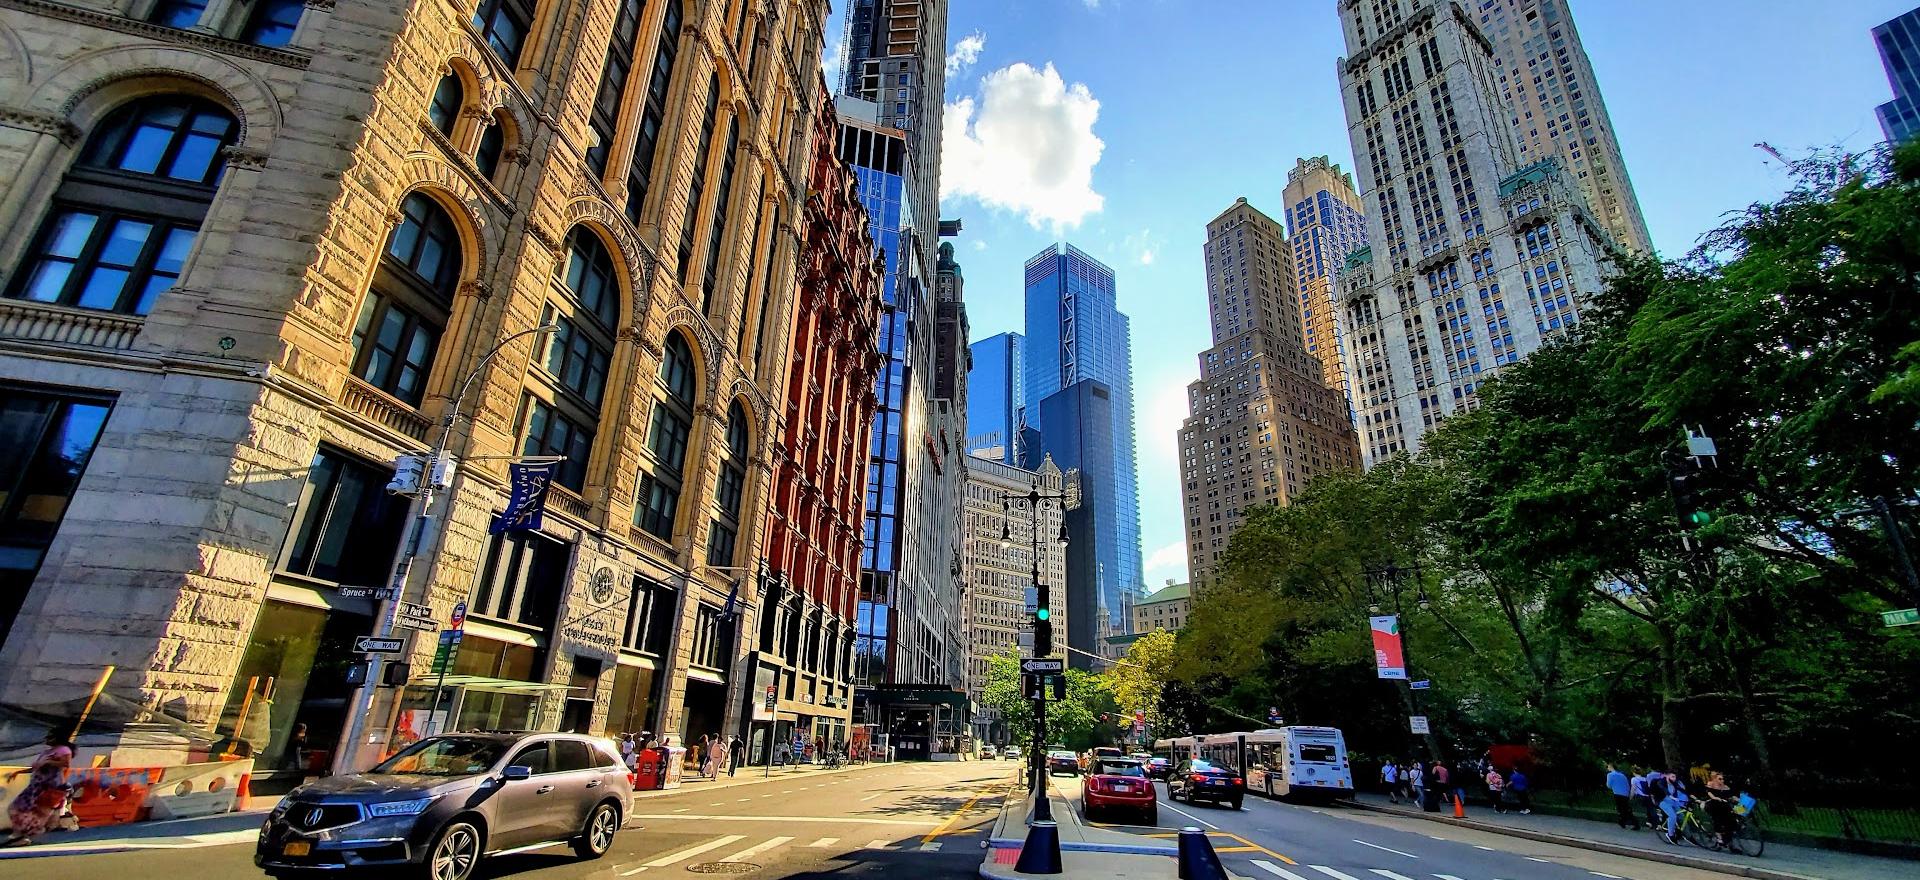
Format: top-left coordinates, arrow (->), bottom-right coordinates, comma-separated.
372,736 -> 506,777
1096,761 -> 1146,777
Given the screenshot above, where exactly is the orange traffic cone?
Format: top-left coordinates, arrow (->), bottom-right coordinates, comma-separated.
1453,793 -> 1466,818
235,772 -> 252,811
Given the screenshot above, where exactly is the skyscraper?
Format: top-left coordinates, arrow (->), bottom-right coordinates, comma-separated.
1178,199 -> 1361,585
1283,156 -> 1370,413
1022,244 -> 1142,655
1031,379 -> 1120,669
1334,0 -> 1617,466
962,454 -> 1065,744
968,332 -> 1026,463
1476,0 -> 1652,254
1875,7 -> 1920,143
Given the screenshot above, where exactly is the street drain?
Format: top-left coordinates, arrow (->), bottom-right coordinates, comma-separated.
687,862 -> 760,874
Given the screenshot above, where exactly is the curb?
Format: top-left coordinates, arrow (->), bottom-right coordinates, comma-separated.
630,759 -> 890,799
1343,800 -> 1829,880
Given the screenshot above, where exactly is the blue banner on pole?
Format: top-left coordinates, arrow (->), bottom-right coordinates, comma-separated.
490,461 -> 558,534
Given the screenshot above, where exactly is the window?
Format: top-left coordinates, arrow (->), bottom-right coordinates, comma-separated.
706,402 -> 748,566
428,72 -> 464,138
623,576 -> 678,655
626,0 -> 682,223
677,76 -> 721,284
560,229 -> 619,328
689,604 -> 731,671
507,742 -> 552,774
0,388 -> 113,646
473,0 -> 535,68
473,530 -> 570,629
148,1 -> 208,29
349,193 -> 461,404
635,332 -> 696,539
476,115 -> 507,179
281,447 -> 408,586
699,119 -> 739,314
241,0 -> 305,48
587,0 -> 644,175
8,97 -> 236,317
544,315 -> 610,407
521,396 -> 594,492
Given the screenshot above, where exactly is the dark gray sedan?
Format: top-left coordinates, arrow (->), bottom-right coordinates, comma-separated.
256,732 -> 632,880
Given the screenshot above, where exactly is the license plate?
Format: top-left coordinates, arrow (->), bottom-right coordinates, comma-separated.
1114,784 -> 1132,792
282,841 -> 311,857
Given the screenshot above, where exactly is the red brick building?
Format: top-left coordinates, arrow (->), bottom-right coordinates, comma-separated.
747,78 -> 885,757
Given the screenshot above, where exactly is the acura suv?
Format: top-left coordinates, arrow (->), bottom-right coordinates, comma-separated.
256,732 -> 632,879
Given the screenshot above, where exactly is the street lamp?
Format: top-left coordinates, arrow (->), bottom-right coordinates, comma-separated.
1363,562 -> 1440,762
1003,480 -> 1070,819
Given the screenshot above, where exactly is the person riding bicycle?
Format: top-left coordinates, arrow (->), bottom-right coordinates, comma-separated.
1657,770 -> 1689,844
1703,771 -> 1738,849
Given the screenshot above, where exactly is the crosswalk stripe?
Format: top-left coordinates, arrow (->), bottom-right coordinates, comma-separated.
920,842 -> 943,852
720,836 -> 793,862
865,839 -> 893,849
807,838 -> 838,847
1434,875 -> 1469,880
1249,861 -> 1310,880
1307,868 -> 1364,880
1369,871 -> 1417,880
640,834 -> 746,868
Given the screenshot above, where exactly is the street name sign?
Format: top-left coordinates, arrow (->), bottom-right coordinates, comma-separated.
1410,679 -> 1431,690
356,636 -> 404,655
1021,658 -> 1064,673
338,586 -> 391,600
1409,715 -> 1431,735
396,616 -> 437,633
1883,607 -> 1920,627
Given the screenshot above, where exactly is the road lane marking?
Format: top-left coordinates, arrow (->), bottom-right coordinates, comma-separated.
920,780 -> 999,843
1527,856 -> 1551,862
1590,873 -> 1624,879
807,837 -> 839,847
638,835 -> 746,869
1368,871 -> 1417,880
1250,861 -> 1310,880
866,839 -> 893,849
710,802 -> 724,806
1306,867 -> 1363,880
1435,875 -> 1470,880
738,798 -> 752,802
1473,845 -> 1495,850
860,792 -> 886,801
673,808 -> 689,812
631,813 -> 938,826
721,836 -> 794,862
1351,839 -> 1418,858
920,842 -> 944,852
1161,799 -> 1220,829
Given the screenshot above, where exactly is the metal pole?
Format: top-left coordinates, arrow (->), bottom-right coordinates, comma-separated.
1872,496 -> 1920,604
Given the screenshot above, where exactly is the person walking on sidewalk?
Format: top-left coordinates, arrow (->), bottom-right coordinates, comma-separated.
1408,761 -> 1425,808
1484,765 -> 1507,813
1608,763 -> 1641,829
1509,766 -> 1532,814
1381,758 -> 1401,803
4,730 -> 74,848
729,735 -> 746,777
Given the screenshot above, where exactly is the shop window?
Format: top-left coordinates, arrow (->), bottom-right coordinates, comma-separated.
216,600 -> 367,776
607,662 -> 658,735
0,387 -> 112,649
7,96 -> 235,316
623,576 -> 676,657
626,0 -> 684,223
281,447 -> 408,588
472,530 -> 570,630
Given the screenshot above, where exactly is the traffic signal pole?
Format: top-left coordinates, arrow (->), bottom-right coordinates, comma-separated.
1002,481 -> 1069,823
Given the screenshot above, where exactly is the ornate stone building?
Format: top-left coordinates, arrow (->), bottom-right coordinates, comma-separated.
749,74 -> 882,762
0,0 -> 834,778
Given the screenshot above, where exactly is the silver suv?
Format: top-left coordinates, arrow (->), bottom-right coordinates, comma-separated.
256,731 -> 632,880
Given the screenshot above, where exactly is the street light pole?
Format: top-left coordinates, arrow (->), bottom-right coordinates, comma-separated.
333,323 -> 558,774
1003,482 -> 1069,820
1365,563 -> 1442,762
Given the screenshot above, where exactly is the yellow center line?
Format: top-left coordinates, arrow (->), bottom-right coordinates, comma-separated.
920,782 -> 1005,843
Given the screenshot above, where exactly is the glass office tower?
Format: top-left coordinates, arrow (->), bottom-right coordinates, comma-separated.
966,332 -> 1024,464
1021,244 -> 1142,647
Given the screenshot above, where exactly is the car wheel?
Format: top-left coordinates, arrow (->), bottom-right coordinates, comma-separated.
424,820 -> 483,880
1230,799 -> 1244,811
574,802 -> 620,860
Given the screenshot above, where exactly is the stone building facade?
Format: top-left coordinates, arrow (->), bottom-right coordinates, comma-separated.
961,452 -> 1062,746
750,74 -> 882,761
1131,580 -> 1188,634
0,0 -> 836,777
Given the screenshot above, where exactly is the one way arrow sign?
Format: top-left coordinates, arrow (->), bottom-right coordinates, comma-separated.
355,636 -> 405,655
1020,658 -> 1064,674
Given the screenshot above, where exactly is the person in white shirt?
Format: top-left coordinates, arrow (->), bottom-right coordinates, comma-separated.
1381,760 -> 1401,803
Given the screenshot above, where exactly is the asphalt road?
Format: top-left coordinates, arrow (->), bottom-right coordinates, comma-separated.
4,760 -> 1015,880
1063,774 -> 1742,880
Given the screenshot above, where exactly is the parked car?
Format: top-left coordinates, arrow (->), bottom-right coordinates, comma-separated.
256,732 -> 632,880
1047,750 -> 1082,776
1145,757 -> 1172,779
1167,757 -> 1246,810
980,745 -> 997,760
1082,758 -> 1157,824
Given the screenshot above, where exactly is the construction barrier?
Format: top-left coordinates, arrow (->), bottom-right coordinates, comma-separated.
146,758 -> 255,821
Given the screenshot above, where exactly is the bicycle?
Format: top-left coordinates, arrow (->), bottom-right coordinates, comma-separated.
1664,803 -> 1765,856
824,751 -> 846,770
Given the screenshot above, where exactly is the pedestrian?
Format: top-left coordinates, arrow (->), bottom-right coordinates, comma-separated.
729,735 -> 746,777
1381,758 -> 1401,803
1635,767 -> 1661,828
1607,763 -> 1640,829
1658,770 -> 1689,844
705,733 -> 725,778
5,729 -> 75,847
1509,766 -> 1532,814
283,722 -> 310,773
1484,765 -> 1507,813
620,733 -> 637,770
1408,761 -> 1426,808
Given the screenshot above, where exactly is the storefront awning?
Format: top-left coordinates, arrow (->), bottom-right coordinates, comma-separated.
410,675 -> 580,695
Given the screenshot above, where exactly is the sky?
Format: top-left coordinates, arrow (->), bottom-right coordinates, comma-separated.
828,0 -> 1916,589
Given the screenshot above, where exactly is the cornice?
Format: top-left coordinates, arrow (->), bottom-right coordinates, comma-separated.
0,0 -> 312,69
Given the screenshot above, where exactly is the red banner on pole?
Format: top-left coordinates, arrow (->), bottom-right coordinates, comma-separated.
1370,615 -> 1407,679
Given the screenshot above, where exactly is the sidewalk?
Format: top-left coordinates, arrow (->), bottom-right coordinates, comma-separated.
978,775 -> 1241,880
632,757 -> 893,799
1347,792 -> 1916,880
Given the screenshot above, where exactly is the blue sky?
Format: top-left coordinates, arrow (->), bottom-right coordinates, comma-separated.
832,0 -> 1916,588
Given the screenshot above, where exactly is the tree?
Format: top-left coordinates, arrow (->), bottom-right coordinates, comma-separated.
1103,629 -> 1176,732
977,650 -> 1117,752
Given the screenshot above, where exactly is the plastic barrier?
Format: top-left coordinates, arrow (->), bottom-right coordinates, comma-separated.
146,758 -> 255,821
64,767 -> 163,828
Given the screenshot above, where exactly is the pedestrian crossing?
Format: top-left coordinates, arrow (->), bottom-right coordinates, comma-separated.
1247,862 -> 1525,880
614,833 -> 945,874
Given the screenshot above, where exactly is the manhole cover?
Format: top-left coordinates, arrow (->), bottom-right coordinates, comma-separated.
686,863 -> 760,874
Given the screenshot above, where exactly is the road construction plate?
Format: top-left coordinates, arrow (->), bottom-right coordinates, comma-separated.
687,863 -> 759,874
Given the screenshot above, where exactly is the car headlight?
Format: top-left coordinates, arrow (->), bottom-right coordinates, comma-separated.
367,797 -> 437,817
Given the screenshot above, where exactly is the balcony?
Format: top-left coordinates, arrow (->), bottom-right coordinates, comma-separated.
339,376 -> 431,441
0,298 -> 143,350
546,483 -> 591,522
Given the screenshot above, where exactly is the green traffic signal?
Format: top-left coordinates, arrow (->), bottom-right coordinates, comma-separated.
1688,510 -> 1713,526
1035,608 -> 1050,621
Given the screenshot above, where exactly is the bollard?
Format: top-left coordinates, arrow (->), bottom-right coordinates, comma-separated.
1014,819 -> 1064,874
1176,826 -> 1227,880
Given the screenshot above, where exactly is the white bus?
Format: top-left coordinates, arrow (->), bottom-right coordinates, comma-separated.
1155,727 -> 1353,803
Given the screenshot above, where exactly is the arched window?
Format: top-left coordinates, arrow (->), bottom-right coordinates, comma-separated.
677,74 -> 721,285
626,0 -> 683,224
428,72 -> 464,137
6,96 -> 236,315
473,0 -> 536,69
476,113 -> 508,180
241,0 -> 306,47
587,0 -> 644,175
349,192 -> 461,406
706,401 -> 749,566
636,332 -> 696,540
523,228 -> 619,493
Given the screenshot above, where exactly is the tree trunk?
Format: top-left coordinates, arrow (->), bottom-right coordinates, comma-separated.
1657,624 -> 1687,772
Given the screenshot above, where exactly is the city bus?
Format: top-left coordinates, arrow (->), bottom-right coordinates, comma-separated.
1155,727 -> 1353,803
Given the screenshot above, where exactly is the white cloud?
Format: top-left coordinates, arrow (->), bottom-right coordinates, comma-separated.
971,239 -> 988,251
822,33 -> 843,88
946,31 -> 986,77
1122,228 -> 1162,266
1143,542 -> 1187,583
941,62 -> 1106,231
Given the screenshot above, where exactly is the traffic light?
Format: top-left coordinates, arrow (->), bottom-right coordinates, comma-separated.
1669,471 -> 1712,530
1034,585 -> 1054,656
